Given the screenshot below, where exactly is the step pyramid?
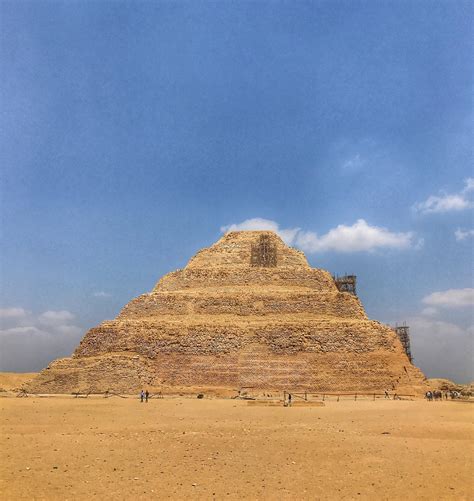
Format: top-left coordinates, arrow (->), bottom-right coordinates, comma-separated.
27,231 -> 426,394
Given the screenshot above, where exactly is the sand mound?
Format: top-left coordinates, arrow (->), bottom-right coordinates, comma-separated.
0,372 -> 37,392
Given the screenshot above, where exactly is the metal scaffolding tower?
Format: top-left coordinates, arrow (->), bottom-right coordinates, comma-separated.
333,274 -> 357,295
394,323 -> 412,362
250,234 -> 277,267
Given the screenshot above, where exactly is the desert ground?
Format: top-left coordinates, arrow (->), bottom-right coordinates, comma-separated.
0,372 -> 36,392
0,395 -> 472,501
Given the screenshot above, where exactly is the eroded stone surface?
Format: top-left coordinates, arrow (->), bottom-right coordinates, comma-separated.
27,231 -> 426,394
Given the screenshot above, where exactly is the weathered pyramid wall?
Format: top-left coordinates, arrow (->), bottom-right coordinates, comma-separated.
27,231 -> 426,394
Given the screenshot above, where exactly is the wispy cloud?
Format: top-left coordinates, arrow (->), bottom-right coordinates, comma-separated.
221,218 -> 420,253
342,153 -> 365,172
420,307 -> 438,317
464,178 -> 474,192
408,315 -> 473,382
422,288 -> 474,309
454,228 -> 474,241
413,178 -> 474,214
0,308 -> 83,372
93,291 -> 112,298
0,326 -> 44,335
38,310 -> 75,326
402,286 -> 474,382
332,137 -> 379,174
0,307 -> 28,319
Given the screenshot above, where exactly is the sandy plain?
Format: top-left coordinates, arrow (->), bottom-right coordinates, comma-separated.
0,396 -> 472,501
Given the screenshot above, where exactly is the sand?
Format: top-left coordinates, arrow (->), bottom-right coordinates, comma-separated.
0,372 -> 36,392
0,397 -> 472,500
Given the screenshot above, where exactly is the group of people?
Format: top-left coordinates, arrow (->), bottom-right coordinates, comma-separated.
140,389 -> 150,402
425,390 -> 460,401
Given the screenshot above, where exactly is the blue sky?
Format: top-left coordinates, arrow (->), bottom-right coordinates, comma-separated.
1,1 -> 472,382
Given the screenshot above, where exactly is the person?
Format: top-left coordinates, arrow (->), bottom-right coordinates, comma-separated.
288,393 -> 292,407
384,390 -> 389,399
145,390 -> 149,403
140,389 -> 144,403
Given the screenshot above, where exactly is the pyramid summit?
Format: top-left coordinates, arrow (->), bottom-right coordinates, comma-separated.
28,231 -> 426,394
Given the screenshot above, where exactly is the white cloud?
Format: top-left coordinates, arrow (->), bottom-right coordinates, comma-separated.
415,194 -> 471,213
0,307 -> 83,372
413,178 -> 474,214
0,326 -> 45,336
463,177 -> 474,193
454,228 -> 474,241
221,218 -> 300,245
294,219 -> 417,253
422,288 -> 474,309
0,307 -> 28,319
421,307 -> 438,317
38,310 -> 75,326
408,315 -> 473,382
399,289 -> 474,381
221,218 -> 419,253
413,237 -> 425,250
93,291 -> 112,298
55,324 -> 82,336
410,317 -> 467,338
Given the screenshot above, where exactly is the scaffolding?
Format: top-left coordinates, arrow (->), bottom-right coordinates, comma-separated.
250,234 -> 277,267
333,274 -> 357,295
394,323 -> 412,362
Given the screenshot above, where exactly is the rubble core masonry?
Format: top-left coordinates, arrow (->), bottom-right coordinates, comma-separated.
27,231 -> 427,394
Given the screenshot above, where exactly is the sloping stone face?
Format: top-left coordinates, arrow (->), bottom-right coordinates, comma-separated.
27,231 -> 426,394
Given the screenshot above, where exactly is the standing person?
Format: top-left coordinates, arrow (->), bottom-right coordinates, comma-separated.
384,390 -> 390,399
140,389 -> 144,403
145,390 -> 149,403
288,393 -> 292,407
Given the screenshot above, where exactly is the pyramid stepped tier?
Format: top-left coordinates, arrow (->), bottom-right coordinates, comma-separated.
27,231 -> 427,394
154,268 -> 338,291
117,290 -> 367,319
74,318 -> 396,358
